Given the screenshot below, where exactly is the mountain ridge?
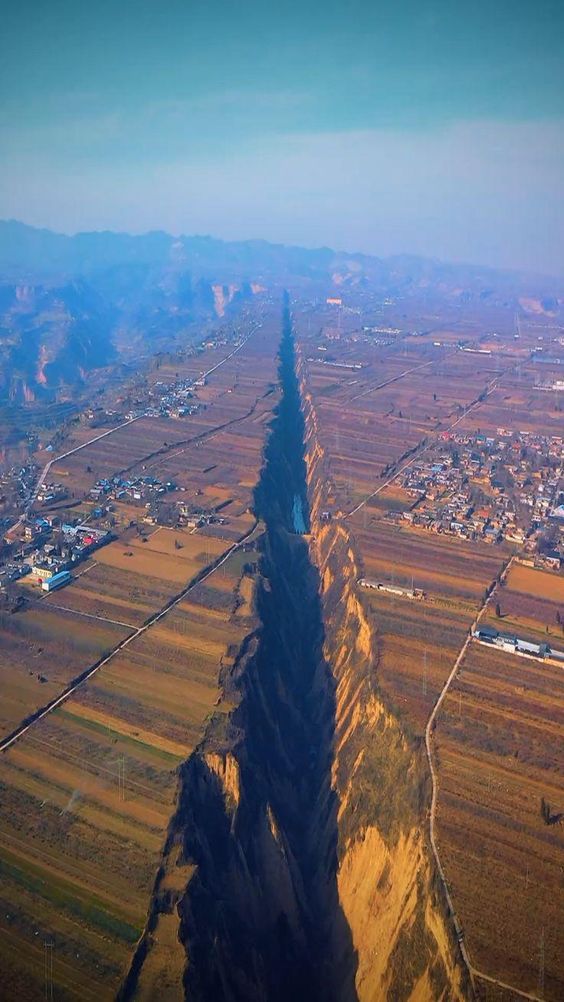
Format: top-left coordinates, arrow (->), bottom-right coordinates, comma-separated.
0,219 -> 561,291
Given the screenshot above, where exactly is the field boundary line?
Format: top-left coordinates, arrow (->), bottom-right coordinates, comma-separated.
37,600 -> 138,630
74,560 -> 98,578
424,556 -> 545,1001
344,367 -> 509,518
0,521 -> 258,754
348,358 -> 435,402
117,378 -> 270,481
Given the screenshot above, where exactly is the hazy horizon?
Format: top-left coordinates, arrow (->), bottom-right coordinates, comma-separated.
2,214 -> 562,283
1,0 -> 563,274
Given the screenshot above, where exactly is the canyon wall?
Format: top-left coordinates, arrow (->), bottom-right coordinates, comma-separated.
122,307 -> 469,1002
300,367 -> 468,1002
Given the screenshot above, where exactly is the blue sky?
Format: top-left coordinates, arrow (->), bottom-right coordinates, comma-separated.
1,0 -> 563,272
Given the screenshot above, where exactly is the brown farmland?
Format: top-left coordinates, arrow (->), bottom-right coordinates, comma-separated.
0,319 -> 278,999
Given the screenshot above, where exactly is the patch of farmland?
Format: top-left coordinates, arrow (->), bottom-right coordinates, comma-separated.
505,562 -> 564,604
52,417 -> 194,494
94,533 -> 222,585
0,604 -> 129,741
0,546 -> 256,999
141,525 -> 227,561
47,561 -> 180,624
435,643 -> 564,1000
361,591 -> 471,735
351,520 -> 506,602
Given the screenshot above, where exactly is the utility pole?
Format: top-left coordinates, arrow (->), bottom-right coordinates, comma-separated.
422,649 -> 428,697
538,927 -> 545,999
44,940 -> 54,1002
117,756 -> 126,802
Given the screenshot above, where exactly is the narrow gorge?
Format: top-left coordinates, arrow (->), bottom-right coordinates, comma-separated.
123,297 -> 469,1002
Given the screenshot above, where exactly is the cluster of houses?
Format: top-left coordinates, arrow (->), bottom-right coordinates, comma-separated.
395,429 -> 563,564
0,559 -> 32,590
151,376 -> 203,417
36,480 -> 68,505
473,625 -> 564,663
90,474 -> 178,506
0,516 -> 111,594
175,500 -> 228,530
87,476 -> 231,532
0,462 -> 40,530
125,376 -> 203,421
26,521 -> 111,586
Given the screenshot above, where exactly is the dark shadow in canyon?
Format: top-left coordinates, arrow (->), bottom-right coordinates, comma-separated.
174,294 -> 359,1001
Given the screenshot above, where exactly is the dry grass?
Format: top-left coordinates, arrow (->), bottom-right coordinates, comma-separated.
506,562 -> 564,604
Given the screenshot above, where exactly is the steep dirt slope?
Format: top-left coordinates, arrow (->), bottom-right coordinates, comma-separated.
303,374 -> 467,999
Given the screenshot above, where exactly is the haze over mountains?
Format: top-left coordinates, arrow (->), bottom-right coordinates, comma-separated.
2,219 -> 562,289
0,219 -> 561,407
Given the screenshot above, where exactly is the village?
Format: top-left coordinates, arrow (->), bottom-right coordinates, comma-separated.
122,375 -> 204,421
0,319 -> 246,539
0,464 -> 235,597
0,326 -> 257,597
393,428 -> 564,567
0,323 -> 241,533
0,517 -> 112,593
88,472 -> 228,530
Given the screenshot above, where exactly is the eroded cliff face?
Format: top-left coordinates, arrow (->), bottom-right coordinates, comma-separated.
122,303 -> 467,1002
301,373 -> 467,1002
168,306 -> 359,1002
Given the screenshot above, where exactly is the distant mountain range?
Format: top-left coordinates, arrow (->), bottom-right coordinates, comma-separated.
1,218 -> 561,291
0,221 -> 261,408
0,219 -> 561,409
